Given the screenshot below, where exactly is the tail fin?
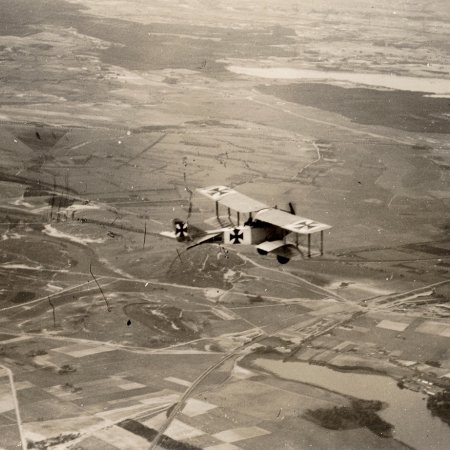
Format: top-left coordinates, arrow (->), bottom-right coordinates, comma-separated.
172,218 -> 189,242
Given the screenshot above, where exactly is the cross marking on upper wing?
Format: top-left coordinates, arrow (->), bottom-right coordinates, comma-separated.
206,186 -> 232,198
290,220 -> 318,231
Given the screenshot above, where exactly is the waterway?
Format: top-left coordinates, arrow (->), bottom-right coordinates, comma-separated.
227,66 -> 450,96
254,358 -> 450,450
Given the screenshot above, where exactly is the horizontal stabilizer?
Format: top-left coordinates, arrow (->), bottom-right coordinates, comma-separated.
160,231 -> 177,239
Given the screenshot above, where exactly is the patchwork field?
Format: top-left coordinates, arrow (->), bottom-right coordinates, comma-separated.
0,1 -> 449,449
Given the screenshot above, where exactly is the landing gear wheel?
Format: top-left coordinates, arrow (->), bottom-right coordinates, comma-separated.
276,255 -> 290,264
257,248 -> 268,256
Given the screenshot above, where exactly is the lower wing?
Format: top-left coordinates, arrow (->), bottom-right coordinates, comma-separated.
256,240 -> 303,258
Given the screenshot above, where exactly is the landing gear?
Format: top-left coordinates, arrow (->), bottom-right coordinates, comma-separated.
257,248 -> 268,256
276,255 -> 290,264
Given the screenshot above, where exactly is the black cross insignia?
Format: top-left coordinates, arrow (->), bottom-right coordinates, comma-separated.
230,228 -> 244,244
175,222 -> 188,237
291,220 -> 316,232
207,186 -> 230,197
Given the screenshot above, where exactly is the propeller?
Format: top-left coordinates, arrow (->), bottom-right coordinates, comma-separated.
288,201 -> 296,215
279,201 -> 296,215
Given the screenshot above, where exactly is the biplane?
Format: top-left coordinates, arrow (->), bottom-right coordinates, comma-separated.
161,185 -> 331,264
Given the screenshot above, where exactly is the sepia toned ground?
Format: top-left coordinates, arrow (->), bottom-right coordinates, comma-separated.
0,1 -> 450,449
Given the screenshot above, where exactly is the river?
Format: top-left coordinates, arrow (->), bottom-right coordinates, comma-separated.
227,66 -> 450,97
254,358 -> 450,450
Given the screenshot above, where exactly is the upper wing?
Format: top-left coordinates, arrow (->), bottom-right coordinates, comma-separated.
197,185 -> 267,213
254,208 -> 331,235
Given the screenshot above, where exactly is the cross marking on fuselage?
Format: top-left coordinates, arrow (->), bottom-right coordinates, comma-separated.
230,228 -> 244,244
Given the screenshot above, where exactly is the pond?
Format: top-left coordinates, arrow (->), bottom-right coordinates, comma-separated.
254,358 -> 450,450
